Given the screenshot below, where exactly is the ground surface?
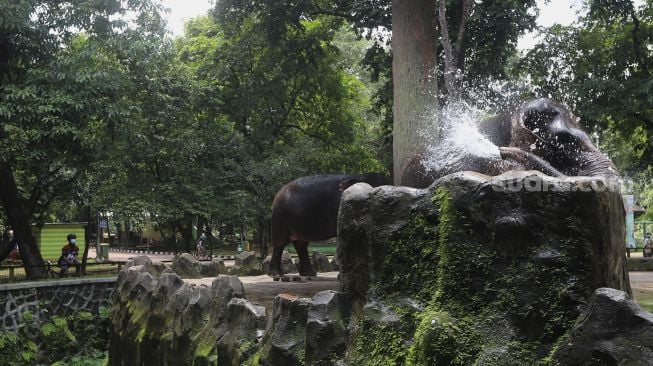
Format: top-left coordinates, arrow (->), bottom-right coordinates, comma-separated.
96,249 -> 653,312
629,271 -> 653,312
186,272 -> 340,312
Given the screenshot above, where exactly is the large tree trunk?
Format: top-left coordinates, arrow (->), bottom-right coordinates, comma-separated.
0,163 -> 45,278
392,0 -> 439,185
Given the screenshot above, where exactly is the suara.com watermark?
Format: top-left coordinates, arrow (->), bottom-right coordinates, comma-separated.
491,176 -> 633,193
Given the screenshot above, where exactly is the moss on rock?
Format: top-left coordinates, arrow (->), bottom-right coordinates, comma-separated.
407,309 -> 479,366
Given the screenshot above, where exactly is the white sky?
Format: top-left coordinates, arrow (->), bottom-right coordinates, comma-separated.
160,0 -> 582,50
518,0 -> 583,50
162,0 -> 214,37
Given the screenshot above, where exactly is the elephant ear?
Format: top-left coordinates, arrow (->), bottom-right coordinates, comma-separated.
338,179 -> 362,192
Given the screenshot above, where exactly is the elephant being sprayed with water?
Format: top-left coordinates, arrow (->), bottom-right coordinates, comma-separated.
499,98 -> 619,179
401,98 -> 620,188
268,173 -> 391,278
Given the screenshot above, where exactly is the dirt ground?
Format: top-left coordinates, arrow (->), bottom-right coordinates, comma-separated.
185,272 -> 340,312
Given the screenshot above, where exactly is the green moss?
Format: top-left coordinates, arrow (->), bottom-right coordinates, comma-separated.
432,187 -> 496,313
347,300 -> 418,366
243,350 -> 261,366
193,338 -> 217,365
160,331 -> 174,342
126,301 -> 149,328
407,309 -> 479,366
377,213 -> 440,300
135,328 -> 146,343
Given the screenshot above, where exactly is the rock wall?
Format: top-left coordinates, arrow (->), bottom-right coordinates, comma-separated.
108,171 -> 652,365
108,256 -> 269,366
109,256 -> 349,366
0,278 -> 116,331
338,171 -> 645,365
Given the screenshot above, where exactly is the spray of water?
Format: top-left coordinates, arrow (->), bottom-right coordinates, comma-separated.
420,100 -> 502,176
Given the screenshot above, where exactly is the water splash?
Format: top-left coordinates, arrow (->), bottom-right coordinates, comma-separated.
420,100 -> 502,176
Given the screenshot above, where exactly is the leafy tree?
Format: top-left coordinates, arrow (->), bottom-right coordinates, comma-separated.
0,0 -> 167,277
517,0 -> 652,212
520,1 -> 651,167
85,6 -> 387,254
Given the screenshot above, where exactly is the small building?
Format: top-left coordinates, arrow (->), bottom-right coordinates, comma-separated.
35,223 -> 87,260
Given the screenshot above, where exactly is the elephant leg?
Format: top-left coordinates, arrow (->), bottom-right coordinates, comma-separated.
292,241 -> 316,277
267,244 -> 286,277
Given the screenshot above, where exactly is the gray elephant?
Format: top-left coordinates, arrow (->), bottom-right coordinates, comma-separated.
269,173 -> 390,277
499,98 -> 619,179
400,98 -> 619,188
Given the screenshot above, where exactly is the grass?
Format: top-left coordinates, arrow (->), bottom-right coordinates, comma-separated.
627,257 -> 653,271
632,288 -> 653,313
285,243 -> 337,255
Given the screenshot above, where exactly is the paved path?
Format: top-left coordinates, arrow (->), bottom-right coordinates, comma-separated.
89,248 -> 175,263
629,271 -> 653,291
89,248 -> 237,266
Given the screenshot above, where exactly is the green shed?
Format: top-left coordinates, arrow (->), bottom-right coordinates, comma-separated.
36,223 -> 87,260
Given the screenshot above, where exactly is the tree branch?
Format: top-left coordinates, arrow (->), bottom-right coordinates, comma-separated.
453,0 -> 473,69
630,10 -> 650,77
437,0 -> 458,100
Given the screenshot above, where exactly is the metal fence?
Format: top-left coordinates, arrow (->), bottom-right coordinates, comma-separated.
0,261 -> 124,283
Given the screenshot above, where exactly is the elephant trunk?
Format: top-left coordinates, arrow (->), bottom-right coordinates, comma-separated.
575,151 -> 620,179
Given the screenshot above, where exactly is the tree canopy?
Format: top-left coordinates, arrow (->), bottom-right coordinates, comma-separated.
517,0 -> 652,216
2,0 -> 652,274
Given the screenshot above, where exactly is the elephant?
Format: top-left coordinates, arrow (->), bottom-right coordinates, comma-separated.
499,98 -> 619,179
268,173 -> 391,277
400,98 -> 619,188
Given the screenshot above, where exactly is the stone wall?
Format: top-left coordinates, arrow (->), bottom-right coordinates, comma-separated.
0,278 -> 116,332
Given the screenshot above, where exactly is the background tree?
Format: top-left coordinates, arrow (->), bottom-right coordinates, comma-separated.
0,0 -> 167,277
392,0 -> 439,183
517,0 -> 652,215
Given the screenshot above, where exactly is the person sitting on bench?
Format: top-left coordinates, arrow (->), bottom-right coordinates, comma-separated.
58,234 -> 81,277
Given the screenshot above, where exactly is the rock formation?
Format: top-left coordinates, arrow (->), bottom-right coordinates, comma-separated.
108,172 -> 651,365
233,251 -> 263,276
310,251 -> 331,273
261,251 -> 297,274
338,172 -> 635,365
108,257 -> 266,365
171,253 -> 202,279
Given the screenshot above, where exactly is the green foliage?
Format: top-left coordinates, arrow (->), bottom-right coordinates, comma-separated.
0,0 -> 169,268
453,0 -> 538,89
40,316 -> 77,364
517,2 -> 652,171
0,331 -> 37,366
0,307 -> 110,365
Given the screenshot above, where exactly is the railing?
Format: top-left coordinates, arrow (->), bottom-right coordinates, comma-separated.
0,261 -> 124,283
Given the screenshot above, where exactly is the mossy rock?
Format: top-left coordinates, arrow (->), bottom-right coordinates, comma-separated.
338,172 -> 633,365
